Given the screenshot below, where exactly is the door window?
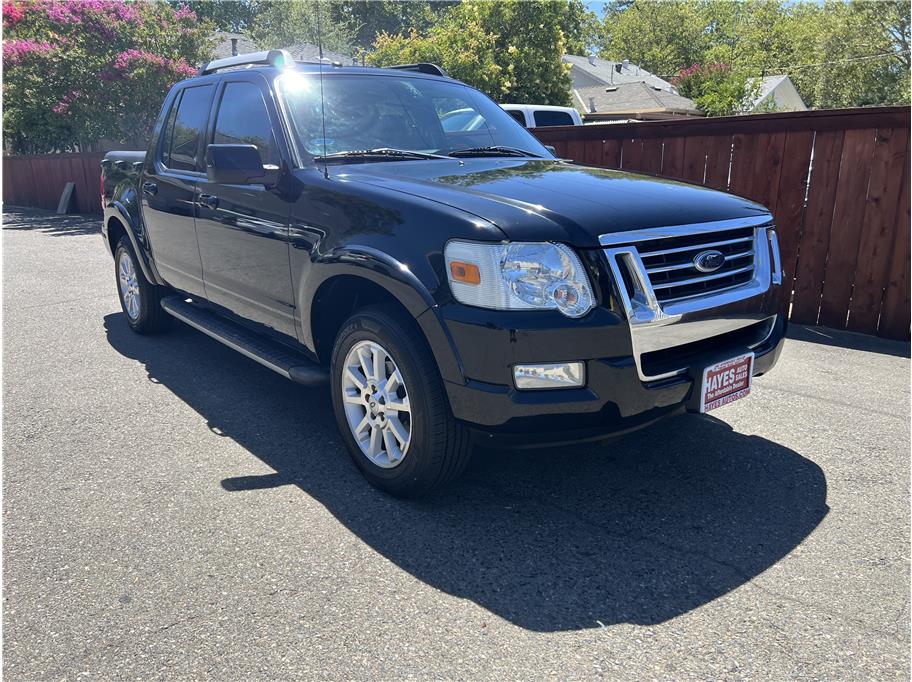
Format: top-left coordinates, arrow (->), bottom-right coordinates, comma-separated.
532,110 -> 575,127
213,82 -> 279,167
163,84 -> 213,172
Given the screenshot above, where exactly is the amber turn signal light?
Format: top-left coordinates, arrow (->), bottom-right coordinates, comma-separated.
449,261 -> 481,285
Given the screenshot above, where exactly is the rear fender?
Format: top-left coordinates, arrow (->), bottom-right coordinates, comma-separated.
104,186 -> 164,285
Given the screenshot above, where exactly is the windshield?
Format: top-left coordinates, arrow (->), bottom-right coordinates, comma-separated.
275,72 -> 551,161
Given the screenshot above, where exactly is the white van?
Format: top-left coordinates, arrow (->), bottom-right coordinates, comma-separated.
499,104 -> 583,128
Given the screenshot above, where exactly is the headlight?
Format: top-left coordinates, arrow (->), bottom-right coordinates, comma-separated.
444,240 -> 595,318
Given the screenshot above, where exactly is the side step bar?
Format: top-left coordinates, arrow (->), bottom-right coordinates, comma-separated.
160,296 -> 328,386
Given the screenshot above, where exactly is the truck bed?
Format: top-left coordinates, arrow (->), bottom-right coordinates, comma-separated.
101,150 -> 146,204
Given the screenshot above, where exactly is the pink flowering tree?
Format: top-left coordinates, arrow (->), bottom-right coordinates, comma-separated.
3,0 -> 212,153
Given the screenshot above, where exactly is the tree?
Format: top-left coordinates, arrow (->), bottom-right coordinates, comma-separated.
601,0 -> 707,77
3,1 -> 213,153
785,1 -> 910,108
561,0 -> 601,55
369,0 -> 574,106
332,1 -> 451,50
166,0 -> 260,32
600,0 -> 911,112
673,63 -> 760,116
249,0 -> 355,53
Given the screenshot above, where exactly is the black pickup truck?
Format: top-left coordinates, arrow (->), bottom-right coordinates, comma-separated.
101,50 -> 785,496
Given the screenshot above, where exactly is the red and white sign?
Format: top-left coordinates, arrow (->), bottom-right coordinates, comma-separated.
700,353 -> 754,413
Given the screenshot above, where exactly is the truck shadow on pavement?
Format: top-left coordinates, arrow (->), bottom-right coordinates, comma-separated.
105,313 -> 829,633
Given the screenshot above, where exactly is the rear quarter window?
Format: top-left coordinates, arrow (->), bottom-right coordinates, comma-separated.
533,110 -> 575,127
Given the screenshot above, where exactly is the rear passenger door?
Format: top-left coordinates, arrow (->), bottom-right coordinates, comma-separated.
194,75 -> 296,338
141,83 -> 214,297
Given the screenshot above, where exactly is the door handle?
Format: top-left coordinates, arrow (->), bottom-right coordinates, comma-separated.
141,181 -> 157,196
198,193 -> 218,210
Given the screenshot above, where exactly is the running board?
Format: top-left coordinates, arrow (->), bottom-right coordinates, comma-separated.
160,296 -> 328,386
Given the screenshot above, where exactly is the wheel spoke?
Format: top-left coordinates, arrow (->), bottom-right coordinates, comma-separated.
372,346 -> 385,384
385,396 -> 409,414
354,413 -> 371,437
381,427 -> 400,463
386,415 -> 409,447
344,367 -> 367,391
343,391 -> 365,406
383,370 -> 402,396
357,347 -> 373,381
368,425 -> 381,456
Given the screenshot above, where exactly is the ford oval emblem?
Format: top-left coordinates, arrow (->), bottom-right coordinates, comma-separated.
693,249 -> 726,273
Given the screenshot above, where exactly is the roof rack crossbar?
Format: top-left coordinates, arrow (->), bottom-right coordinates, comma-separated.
197,49 -> 294,76
387,63 -> 449,78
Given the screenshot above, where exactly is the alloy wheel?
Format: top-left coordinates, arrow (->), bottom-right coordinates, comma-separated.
340,340 -> 412,468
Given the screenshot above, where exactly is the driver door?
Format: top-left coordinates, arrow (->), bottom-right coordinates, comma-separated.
194,74 -> 296,338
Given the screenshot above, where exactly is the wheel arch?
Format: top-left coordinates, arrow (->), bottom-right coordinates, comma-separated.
104,202 -> 163,285
304,258 -> 464,385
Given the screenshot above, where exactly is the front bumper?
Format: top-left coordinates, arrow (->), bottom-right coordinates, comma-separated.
442,312 -> 784,446
435,217 -> 785,445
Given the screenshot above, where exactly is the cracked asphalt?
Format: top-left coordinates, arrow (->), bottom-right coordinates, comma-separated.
3,207 -> 910,680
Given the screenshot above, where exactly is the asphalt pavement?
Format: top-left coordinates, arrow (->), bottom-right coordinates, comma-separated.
3,207 -> 910,680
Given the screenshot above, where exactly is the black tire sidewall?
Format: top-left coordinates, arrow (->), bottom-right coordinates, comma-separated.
330,308 -> 446,496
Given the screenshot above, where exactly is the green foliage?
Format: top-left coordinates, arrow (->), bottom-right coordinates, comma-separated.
368,0 -> 573,106
601,0 -> 911,112
248,0 -> 355,53
3,1 -> 213,153
673,63 -> 760,116
166,0 -> 260,31
601,0 -> 707,77
785,1 -> 910,109
332,1 -> 451,50
561,0 -> 601,55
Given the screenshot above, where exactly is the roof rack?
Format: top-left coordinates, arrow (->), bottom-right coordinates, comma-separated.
387,63 -> 449,78
197,49 -> 294,76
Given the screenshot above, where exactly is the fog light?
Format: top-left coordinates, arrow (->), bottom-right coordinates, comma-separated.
513,362 -> 585,390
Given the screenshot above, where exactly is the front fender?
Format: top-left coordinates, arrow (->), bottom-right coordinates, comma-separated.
299,246 -> 466,385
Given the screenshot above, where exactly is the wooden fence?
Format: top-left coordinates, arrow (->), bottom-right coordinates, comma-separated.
2,107 -> 909,339
532,106 -> 911,341
3,152 -> 105,215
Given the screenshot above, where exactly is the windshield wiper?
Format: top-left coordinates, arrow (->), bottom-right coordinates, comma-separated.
448,145 -> 543,159
313,147 -> 450,162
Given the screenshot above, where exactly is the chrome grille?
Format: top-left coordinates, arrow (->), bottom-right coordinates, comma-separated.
637,226 -> 756,303
598,215 -> 779,382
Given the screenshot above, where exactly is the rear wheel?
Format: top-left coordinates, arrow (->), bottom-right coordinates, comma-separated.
114,236 -> 171,334
330,304 -> 472,497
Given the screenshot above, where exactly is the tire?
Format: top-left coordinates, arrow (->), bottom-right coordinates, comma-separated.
114,236 -> 171,335
330,304 -> 472,497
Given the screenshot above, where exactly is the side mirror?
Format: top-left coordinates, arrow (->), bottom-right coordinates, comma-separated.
206,144 -> 277,185
544,145 -> 557,156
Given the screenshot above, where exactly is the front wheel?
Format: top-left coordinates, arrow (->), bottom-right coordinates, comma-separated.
330,305 -> 472,497
114,236 -> 171,334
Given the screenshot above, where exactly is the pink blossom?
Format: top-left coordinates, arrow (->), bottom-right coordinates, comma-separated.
3,38 -> 53,65
173,4 -> 196,21
44,0 -> 143,26
53,89 -> 81,115
113,49 -> 167,70
2,1 -> 26,26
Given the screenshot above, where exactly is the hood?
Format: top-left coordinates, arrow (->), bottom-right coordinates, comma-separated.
339,158 -> 771,247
